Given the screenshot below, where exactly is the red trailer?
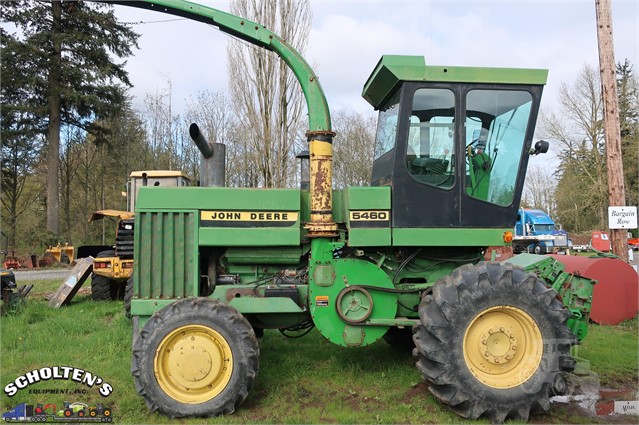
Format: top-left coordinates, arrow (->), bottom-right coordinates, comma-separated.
590,231 -> 611,252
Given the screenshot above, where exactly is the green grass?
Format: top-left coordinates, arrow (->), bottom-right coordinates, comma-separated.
1,280 -> 637,424
573,315 -> 639,387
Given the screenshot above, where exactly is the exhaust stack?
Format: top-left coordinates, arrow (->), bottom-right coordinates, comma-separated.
190,123 -> 226,187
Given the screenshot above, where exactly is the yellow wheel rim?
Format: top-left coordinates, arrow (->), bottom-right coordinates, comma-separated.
463,305 -> 542,389
154,324 -> 233,404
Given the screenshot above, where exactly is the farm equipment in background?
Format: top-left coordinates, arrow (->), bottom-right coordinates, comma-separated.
2,254 -> 21,270
1,268 -> 32,315
78,171 -> 191,301
551,253 -> 637,325
90,0 -> 601,423
512,208 -> 569,254
45,243 -> 75,264
571,231 -> 613,253
590,230 -> 612,252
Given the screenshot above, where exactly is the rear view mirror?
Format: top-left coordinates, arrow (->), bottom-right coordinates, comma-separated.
530,140 -> 549,155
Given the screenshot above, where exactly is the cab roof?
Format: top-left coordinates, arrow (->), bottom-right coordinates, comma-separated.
362,55 -> 548,110
130,170 -> 190,179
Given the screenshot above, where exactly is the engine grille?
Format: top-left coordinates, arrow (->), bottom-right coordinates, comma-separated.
115,218 -> 135,259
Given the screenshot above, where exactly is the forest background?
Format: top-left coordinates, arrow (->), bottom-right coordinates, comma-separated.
1,0 -> 638,258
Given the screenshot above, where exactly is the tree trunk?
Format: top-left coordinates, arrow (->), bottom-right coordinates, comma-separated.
595,0 -> 628,261
46,0 -> 62,236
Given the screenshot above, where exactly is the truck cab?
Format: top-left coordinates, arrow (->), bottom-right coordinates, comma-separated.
513,208 -> 568,254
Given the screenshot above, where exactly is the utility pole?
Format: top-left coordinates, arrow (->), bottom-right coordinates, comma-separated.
595,0 -> 628,262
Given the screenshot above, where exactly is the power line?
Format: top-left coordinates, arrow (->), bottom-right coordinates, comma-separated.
121,18 -> 186,25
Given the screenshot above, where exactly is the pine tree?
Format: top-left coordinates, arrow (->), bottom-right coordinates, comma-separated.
616,60 -> 639,210
1,0 -> 139,237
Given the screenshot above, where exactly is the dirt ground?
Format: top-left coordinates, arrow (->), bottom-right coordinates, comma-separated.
541,374 -> 638,424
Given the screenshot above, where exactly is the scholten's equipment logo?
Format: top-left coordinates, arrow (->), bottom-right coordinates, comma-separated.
4,366 -> 113,397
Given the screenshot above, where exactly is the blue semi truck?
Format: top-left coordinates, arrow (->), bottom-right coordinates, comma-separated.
512,208 -> 569,254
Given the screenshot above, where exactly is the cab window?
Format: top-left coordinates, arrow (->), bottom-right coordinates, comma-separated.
373,91 -> 401,160
465,89 -> 533,206
405,88 -> 455,189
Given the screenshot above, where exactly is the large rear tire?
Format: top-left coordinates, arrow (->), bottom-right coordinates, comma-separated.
131,298 -> 259,418
91,275 -> 116,301
413,262 -> 575,423
91,250 -> 122,301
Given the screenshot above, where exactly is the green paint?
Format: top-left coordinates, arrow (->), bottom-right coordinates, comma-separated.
133,211 -> 198,305
331,190 -> 345,223
505,254 -> 595,340
309,258 -> 396,347
313,264 -> 336,287
340,187 -> 391,246
224,247 -> 303,264
229,297 -> 305,313
342,325 -> 366,347
135,187 -> 300,211
343,186 -> 391,209
348,228 -> 391,247
363,55 -> 548,110
366,318 -> 420,327
467,150 -> 492,200
392,228 -> 510,246
199,228 -> 300,246
131,299 -> 182,316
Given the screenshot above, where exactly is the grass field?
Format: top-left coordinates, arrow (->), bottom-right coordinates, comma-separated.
1,279 -> 637,424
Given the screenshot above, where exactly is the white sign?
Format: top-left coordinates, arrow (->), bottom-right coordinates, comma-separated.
608,206 -> 638,229
614,400 -> 638,416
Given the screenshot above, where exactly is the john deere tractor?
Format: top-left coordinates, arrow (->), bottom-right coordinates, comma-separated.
99,1 -> 595,422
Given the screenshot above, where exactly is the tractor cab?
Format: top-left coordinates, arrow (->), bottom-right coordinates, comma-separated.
364,56 -> 547,228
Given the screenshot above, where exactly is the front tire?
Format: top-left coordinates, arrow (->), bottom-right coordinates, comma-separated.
413,262 -> 575,423
91,275 -> 117,301
91,250 -> 121,301
131,298 -> 259,418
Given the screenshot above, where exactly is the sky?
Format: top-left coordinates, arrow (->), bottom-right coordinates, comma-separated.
111,0 -> 639,121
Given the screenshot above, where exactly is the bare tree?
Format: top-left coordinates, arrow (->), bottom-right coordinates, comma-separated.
144,84 -> 171,170
227,0 -> 310,188
184,90 -> 236,183
60,126 -> 83,244
332,110 -> 377,189
142,79 -> 186,171
522,165 -> 557,216
538,64 -> 608,231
